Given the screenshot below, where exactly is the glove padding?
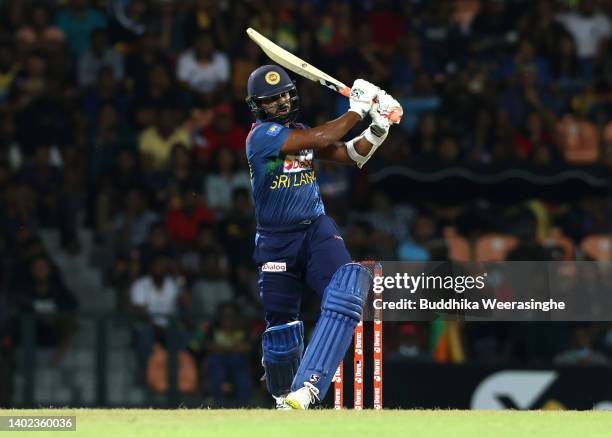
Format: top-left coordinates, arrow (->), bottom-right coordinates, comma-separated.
348,79 -> 379,119
369,90 -> 403,127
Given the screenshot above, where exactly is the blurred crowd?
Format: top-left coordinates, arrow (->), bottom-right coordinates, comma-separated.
1,0 -> 612,407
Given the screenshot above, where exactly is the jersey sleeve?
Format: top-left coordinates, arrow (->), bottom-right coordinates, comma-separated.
246,122 -> 291,160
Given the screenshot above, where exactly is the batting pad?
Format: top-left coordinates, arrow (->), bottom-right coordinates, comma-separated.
262,320 -> 304,396
291,263 -> 372,398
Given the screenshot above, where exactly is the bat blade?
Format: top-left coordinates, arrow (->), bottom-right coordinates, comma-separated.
246,27 -> 402,123
246,27 -> 350,96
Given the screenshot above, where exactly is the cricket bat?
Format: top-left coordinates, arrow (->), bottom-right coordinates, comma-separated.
246,27 -> 402,123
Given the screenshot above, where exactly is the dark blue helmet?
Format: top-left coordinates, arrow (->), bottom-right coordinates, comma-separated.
245,65 -> 300,124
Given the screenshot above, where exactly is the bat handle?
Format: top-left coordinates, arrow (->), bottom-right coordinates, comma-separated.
343,86 -> 403,123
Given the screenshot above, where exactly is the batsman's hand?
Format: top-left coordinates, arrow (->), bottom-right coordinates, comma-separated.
370,90 -> 403,127
348,79 -> 379,119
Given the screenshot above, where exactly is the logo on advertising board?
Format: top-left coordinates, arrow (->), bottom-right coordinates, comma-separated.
471,371 -> 557,410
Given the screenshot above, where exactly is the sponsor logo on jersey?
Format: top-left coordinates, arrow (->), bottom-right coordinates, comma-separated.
283,150 -> 313,173
261,262 -> 287,272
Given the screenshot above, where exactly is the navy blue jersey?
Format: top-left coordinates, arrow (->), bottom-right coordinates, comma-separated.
246,121 -> 325,227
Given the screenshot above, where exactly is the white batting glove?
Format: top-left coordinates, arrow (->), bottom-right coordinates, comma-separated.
369,89 -> 403,126
348,79 -> 379,119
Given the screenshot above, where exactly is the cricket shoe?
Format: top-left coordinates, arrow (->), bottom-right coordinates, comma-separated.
285,382 -> 320,410
274,395 -> 292,410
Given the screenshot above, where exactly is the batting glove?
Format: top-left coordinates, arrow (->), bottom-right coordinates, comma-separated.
348,79 -> 379,119
370,90 -> 403,126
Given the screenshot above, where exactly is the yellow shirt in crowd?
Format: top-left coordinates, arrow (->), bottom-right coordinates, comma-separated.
138,127 -> 192,171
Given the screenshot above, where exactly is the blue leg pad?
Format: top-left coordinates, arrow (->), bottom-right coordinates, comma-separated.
262,320 -> 304,396
291,263 -> 372,398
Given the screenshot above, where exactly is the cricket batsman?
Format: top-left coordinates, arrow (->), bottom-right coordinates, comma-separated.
245,65 -> 401,409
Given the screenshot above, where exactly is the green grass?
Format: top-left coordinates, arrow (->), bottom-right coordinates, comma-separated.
4,409 -> 612,437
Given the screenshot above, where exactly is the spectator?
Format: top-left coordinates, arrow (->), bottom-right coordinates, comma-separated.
88,103 -> 135,184
107,0 -> 149,49
136,223 -> 177,275
231,41 -> 262,100
165,192 -> 215,245
205,147 -> 250,217
204,302 -> 253,407
130,63 -> 182,129
512,112 -> 557,161
153,0 -> 186,53
55,0 -> 107,57
139,106 -> 192,172
183,0 -> 229,52
149,143 -> 201,210
176,32 -> 229,95
367,0 -> 405,53
400,72 -> 441,132
191,251 -> 233,321
556,0 -> 611,61
95,148 -> 142,240
195,103 -> 247,160
520,0 -> 567,59
345,221 -> 388,261
78,29 -> 124,87
218,188 -> 255,266
15,3 -> 66,52
130,255 -> 190,368
125,32 -> 170,97
316,0 -> 353,58
81,66 -> 130,124
316,161 -> 351,220
437,135 -> 461,162
112,188 -> 159,251
19,146 -> 63,226
354,191 -> 416,241
551,33 -> 586,96
179,223 -> 225,279
398,214 -> 438,261
13,256 -> 77,363
554,326 -> 610,366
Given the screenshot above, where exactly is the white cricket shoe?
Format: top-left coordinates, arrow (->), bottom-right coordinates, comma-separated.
285,382 -> 320,410
274,395 -> 292,410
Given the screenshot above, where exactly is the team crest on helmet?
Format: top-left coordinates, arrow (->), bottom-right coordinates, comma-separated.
265,71 -> 281,85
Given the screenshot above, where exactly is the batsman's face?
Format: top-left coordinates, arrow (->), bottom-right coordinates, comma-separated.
261,92 -> 291,117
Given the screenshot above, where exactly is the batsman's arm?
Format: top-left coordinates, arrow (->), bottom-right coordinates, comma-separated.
315,138 -> 374,165
318,119 -> 390,168
280,78 -> 380,155
280,111 -> 362,154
